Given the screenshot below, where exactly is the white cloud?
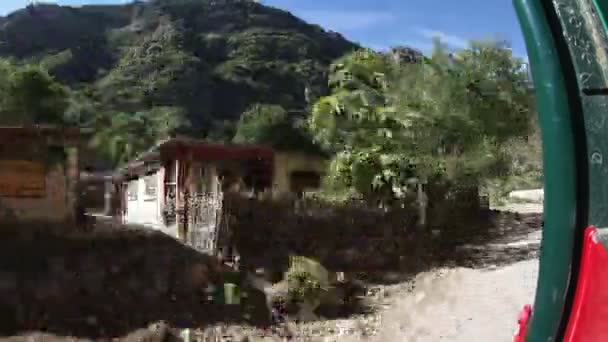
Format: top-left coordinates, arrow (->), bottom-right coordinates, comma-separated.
296,10 -> 396,31
414,27 -> 469,49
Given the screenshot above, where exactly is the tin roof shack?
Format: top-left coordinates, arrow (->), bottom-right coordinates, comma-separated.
0,126 -> 86,225
117,138 -> 274,255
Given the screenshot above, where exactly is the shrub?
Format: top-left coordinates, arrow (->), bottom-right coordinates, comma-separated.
286,269 -> 322,303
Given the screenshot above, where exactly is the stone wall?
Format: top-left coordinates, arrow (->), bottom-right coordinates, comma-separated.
0,223 -> 256,339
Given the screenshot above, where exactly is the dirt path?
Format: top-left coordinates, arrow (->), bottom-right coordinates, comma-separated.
368,259 -> 538,342
364,204 -> 541,342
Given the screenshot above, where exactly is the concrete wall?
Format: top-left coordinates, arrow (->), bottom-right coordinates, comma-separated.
272,152 -> 327,197
124,169 -> 178,238
508,189 -> 544,204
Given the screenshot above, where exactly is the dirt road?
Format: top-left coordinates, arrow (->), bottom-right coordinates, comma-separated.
367,204 -> 541,342
369,259 -> 538,342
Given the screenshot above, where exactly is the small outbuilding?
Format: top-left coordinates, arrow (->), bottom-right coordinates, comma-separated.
116,137 -> 275,254
114,136 -> 329,257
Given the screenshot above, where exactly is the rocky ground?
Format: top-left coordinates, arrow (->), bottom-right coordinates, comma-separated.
185,205 -> 542,342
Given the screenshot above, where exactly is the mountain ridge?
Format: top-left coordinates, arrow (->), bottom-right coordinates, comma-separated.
0,0 -> 360,140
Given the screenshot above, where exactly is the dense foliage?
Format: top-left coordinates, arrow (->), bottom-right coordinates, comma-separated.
309,40 -> 536,202
233,103 -> 323,154
0,61 -> 69,125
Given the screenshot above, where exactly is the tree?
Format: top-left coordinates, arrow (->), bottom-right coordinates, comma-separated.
0,61 -> 69,125
309,49 -> 410,203
233,103 -> 288,144
233,103 -> 322,154
309,40 -> 535,206
90,106 -> 190,166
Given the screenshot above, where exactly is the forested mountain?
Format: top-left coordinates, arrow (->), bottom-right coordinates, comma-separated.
0,1 -> 538,203
0,0 -> 358,147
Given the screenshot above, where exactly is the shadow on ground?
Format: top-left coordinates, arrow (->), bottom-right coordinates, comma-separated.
434,211 -> 542,270
0,210 -> 542,340
0,223 -> 267,340
236,209 -> 542,286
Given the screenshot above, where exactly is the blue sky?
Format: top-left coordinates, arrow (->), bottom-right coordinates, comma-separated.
0,0 -> 528,58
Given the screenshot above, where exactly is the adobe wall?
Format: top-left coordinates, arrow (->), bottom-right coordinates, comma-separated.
272,151 -> 327,196
0,164 -> 68,222
0,145 -> 79,224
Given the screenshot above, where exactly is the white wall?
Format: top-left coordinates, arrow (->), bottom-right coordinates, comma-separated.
124,169 -> 178,238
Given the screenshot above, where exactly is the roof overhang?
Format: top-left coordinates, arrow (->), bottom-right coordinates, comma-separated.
117,137 -> 275,179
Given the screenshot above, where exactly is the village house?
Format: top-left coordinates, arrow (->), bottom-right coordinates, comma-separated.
0,126 -> 87,225
113,137 -> 327,255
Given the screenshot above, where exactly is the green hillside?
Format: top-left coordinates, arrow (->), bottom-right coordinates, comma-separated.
0,0 -> 358,162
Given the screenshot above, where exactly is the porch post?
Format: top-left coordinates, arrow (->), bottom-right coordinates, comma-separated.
65,146 -> 79,224
103,178 -> 112,216
176,159 -> 185,241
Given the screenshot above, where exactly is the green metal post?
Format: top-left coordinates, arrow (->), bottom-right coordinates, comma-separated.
593,0 -> 608,32
514,0 -> 579,341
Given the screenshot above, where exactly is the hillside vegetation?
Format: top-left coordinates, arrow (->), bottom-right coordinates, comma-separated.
0,0 -> 358,165
0,0 -> 540,203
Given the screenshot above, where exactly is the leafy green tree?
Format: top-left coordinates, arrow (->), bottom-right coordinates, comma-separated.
63,85 -> 99,127
233,103 -> 288,144
310,40 -> 534,203
91,106 -> 190,166
233,103 -> 323,154
0,61 -> 69,125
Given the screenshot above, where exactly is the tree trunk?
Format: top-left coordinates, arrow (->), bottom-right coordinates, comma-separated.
417,182 -> 428,228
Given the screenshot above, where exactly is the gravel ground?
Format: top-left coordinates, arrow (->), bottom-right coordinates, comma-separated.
367,259 -> 538,342
292,204 -> 543,342
226,258 -> 539,342
493,202 -> 543,215
361,202 -> 542,342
